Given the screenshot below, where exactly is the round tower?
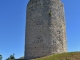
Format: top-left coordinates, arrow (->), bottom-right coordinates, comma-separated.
24,0 -> 67,60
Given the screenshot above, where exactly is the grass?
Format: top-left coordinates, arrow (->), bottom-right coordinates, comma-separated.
17,52 -> 80,60
32,52 -> 80,60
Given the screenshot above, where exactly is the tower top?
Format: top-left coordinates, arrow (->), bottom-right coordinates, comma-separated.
29,0 -> 60,1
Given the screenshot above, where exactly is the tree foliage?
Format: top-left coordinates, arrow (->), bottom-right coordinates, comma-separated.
5,53 -> 15,60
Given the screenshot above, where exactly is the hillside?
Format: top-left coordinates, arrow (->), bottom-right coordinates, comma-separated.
18,52 -> 80,60
32,52 -> 80,60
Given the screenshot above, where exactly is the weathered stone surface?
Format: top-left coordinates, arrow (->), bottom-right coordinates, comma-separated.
24,0 -> 67,60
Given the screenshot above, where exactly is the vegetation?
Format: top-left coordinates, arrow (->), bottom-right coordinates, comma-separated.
0,54 -> 2,60
1,52 -> 80,60
32,52 -> 80,60
48,11 -> 52,17
5,53 -> 15,60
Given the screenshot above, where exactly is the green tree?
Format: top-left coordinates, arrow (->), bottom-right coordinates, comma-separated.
5,57 -> 9,60
0,54 -> 2,60
10,53 -> 15,59
5,53 -> 15,60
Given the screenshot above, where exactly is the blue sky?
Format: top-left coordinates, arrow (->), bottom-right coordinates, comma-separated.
0,0 -> 80,60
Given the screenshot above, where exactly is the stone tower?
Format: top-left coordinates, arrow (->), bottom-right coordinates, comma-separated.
24,0 -> 67,60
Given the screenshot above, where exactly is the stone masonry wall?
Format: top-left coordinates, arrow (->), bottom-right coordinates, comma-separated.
25,0 -> 67,60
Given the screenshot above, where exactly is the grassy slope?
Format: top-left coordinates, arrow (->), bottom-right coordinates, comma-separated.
32,52 -> 80,60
